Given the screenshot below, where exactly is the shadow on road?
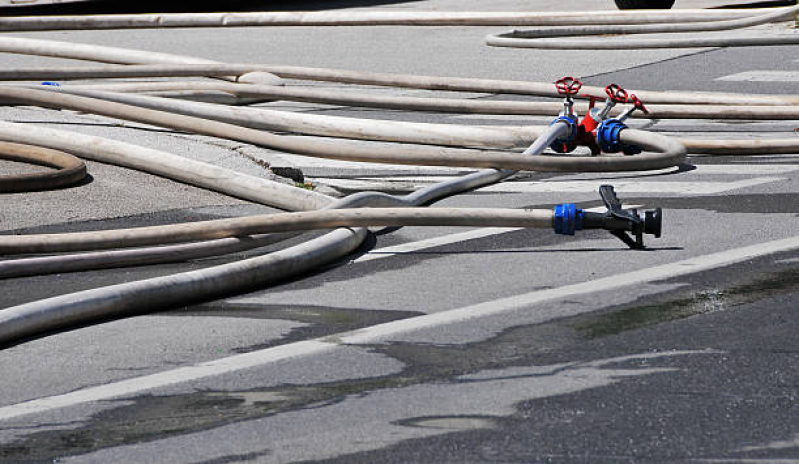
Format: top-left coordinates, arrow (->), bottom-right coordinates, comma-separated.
0,0 -> 423,15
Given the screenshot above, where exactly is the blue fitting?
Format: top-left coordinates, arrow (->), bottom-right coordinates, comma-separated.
549,115 -> 577,153
553,203 -> 583,235
40,81 -> 60,87
596,118 -> 626,153
596,118 -> 643,155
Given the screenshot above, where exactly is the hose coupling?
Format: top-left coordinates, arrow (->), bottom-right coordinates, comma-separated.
596,118 -> 641,155
553,203 -> 583,235
549,114 -> 578,153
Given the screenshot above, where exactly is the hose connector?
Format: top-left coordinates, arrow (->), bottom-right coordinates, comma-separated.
549,114 -> 578,153
553,203 -> 584,235
596,118 -> 641,155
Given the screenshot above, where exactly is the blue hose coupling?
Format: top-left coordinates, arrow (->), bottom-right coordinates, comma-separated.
553,203 -> 584,235
596,118 -> 626,153
41,81 -> 60,87
596,118 -> 642,155
549,115 -> 578,153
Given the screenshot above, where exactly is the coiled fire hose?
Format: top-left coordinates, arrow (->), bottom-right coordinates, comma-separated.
0,4 -> 796,345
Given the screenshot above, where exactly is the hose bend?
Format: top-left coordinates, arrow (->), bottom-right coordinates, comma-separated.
487,4 -> 799,49
0,142 -> 86,192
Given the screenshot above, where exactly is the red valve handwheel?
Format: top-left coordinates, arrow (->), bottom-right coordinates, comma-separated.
555,76 -> 582,95
629,94 -> 649,115
605,84 -> 628,103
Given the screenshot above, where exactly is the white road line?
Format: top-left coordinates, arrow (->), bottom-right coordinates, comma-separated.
716,71 -> 799,82
1,235 -> 797,422
353,227 -> 521,263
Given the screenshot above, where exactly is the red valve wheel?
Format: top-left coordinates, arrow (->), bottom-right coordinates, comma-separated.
629,94 -> 649,115
555,76 -> 582,95
605,84 -> 628,103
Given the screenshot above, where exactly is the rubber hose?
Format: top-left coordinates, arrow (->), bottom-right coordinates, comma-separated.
0,142 -> 86,192
0,8 -> 775,31
0,207 -> 554,255
487,5 -> 799,48
5,62 -> 794,106
35,83 -> 799,121
0,36 -> 282,87
0,86 -> 687,172
0,120 -> 331,212
0,227 -> 366,347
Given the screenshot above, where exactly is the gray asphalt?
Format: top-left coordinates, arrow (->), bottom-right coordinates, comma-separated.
0,0 -> 797,462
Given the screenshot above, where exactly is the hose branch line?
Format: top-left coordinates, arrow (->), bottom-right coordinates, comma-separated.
36,86 -> 799,155
0,86 -> 687,172
42,79 -> 798,113
0,8 -> 778,31
0,227 -> 367,347
0,142 -> 86,192
245,64 -> 799,107
0,125 -> 559,341
0,36 -> 281,87
0,120 -> 331,212
39,87 -> 542,149
0,125 -> 565,279
45,85 -> 799,125
487,4 -> 799,49
0,233 -> 303,279
3,61 -> 794,106
0,208 -> 555,255
42,87 -> 795,157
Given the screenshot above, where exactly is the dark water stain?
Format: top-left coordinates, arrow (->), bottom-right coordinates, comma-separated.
2,261 -> 795,461
569,267 -> 798,339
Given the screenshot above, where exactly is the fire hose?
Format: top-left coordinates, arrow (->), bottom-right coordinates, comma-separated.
0,4 -> 796,345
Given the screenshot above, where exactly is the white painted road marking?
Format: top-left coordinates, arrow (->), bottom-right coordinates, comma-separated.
716,71 -> 799,82
1,235 -> 797,422
354,227 -> 519,263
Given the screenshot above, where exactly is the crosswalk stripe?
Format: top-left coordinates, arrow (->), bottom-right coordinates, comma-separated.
715,71 -> 799,82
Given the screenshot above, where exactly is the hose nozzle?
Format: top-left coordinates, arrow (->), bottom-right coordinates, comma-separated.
553,185 -> 662,250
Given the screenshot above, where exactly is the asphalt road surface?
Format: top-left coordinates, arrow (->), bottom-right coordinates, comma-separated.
0,0 -> 797,462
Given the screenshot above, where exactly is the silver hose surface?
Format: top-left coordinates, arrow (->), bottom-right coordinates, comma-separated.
0,8 -> 777,31
487,5 -> 799,49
